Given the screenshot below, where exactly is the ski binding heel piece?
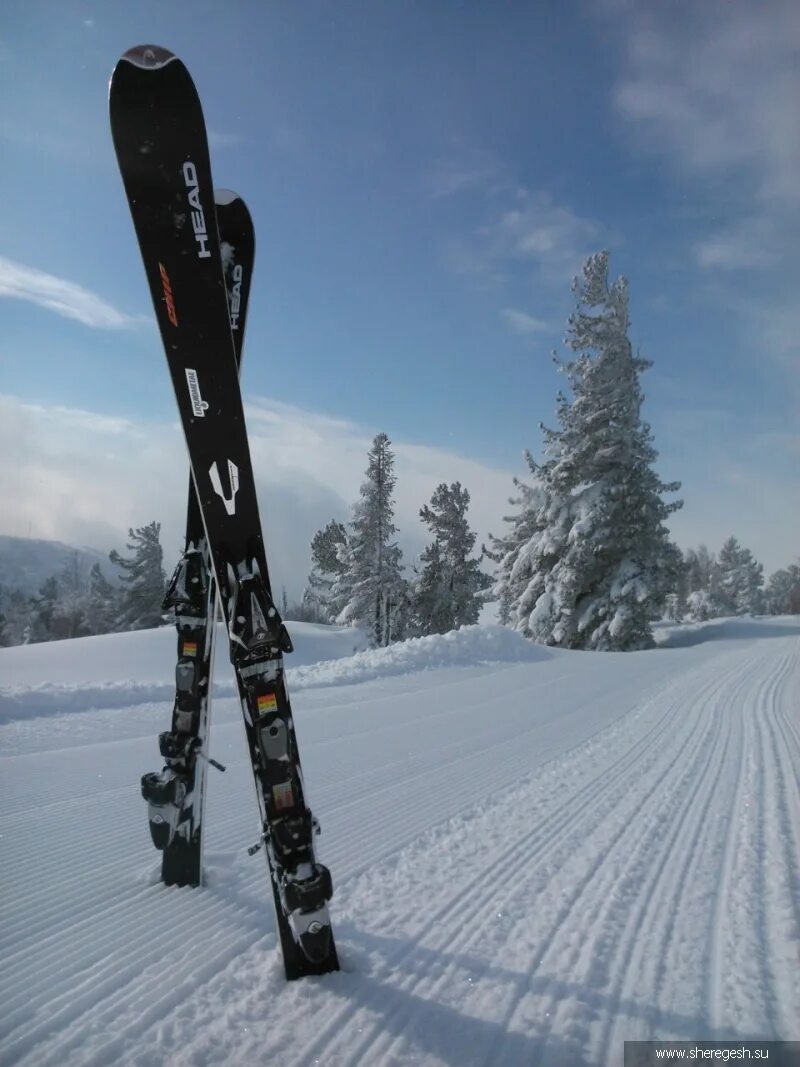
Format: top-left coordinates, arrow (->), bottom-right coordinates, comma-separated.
141,770 -> 187,850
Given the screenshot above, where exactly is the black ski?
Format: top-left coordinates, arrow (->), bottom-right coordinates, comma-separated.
141,189 -> 255,889
110,45 -> 338,979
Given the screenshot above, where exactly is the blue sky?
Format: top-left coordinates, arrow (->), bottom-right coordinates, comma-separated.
1,1 -> 797,594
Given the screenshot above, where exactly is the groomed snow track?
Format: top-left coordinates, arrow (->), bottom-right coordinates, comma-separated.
1,619 -> 798,1065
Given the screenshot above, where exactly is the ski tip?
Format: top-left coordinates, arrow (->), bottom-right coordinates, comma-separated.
117,44 -> 179,71
214,189 -> 240,207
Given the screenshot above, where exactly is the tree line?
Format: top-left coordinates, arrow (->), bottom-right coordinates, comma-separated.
0,522 -> 167,646
2,250 -> 797,650
301,435 -> 491,644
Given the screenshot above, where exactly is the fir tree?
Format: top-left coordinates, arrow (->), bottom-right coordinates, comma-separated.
109,521 -> 167,630
765,563 -> 800,614
717,536 -> 764,615
337,433 -> 407,646
0,586 -> 33,645
685,545 -> 717,594
29,576 -> 60,643
414,482 -> 491,634
50,552 -> 91,640
87,562 -> 119,635
490,251 -> 683,650
485,467 -> 541,625
304,519 -> 349,622
682,545 -> 727,619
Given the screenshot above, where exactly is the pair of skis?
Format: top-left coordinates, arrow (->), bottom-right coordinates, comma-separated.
140,190 -> 252,889
110,45 -> 338,979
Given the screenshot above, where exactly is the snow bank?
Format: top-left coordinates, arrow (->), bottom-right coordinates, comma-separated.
654,614 -> 800,648
0,623 -> 544,723
0,621 -> 369,723
288,624 -> 549,691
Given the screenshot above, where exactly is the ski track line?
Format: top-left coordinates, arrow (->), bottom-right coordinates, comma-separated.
356,646 -> 765,1067
1,881 -> 275,1065
475,652 -> 741,1067
531,644 -> 792,1065
5,930 -> 265,1067
597,655 -> 752,1062
293,664 -> 582,750
750,649 -> 800,1033
1,881 -> 251,1024
0,665 -> 571,1058
1,670 -> 569,966
287,665 -> 704,1067
745,655 -> 785,1037
705,644 -> 797,1037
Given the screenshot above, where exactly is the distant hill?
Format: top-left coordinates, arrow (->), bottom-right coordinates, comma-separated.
0,535 -> 121,595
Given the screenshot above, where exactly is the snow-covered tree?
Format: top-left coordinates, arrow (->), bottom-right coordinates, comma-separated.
716,536 -> 764,616
109,521 -> 167,631
304,519 -> 349,622
48,552 -> 91,640
87,562 -> 119,635
0,585 -> 31,646
29,575 -> 59,643
336,433 -> 408,646
685,545 -> 716,594
765,563 -> 800,614
489,251 -> 683,650
682,545 -> 728,619
686,587 -> 716,622
485,464 -> 551,626
414,482 -> 491,634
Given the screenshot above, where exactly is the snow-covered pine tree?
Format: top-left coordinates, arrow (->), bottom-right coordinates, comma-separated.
87,562 -> 119,635
685,545 -> 717,594
735,544 -> 764,614
414,482 -> 491,634
683,545 -> 726,619
0,585 -> 31,646
716,536 -> 764,616
50,551 -> 91,640
492,251 -> 683,650
29,575 -> 59,643
336,433 -> 407,646
304,519 -> 349,622
109,521 -> 166,631
765,563 -> 800,614
485,461 -> 551,625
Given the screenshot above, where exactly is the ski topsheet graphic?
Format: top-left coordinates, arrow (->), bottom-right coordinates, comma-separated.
110,45 -> 338,979
141,189 -> 254,890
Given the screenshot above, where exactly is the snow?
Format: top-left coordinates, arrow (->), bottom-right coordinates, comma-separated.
1,616 -> 798,1065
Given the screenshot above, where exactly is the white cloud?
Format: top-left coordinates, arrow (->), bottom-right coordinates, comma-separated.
0,394 -> 514,601
443,188 -> 603,301
481,191 -> 601,282
611,1 -> 800,270
693,220 -> 780,271
614,3 -> 800,206
0,256 -> 137,329
501,308 -> 550,337
426,152 -> 512,200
